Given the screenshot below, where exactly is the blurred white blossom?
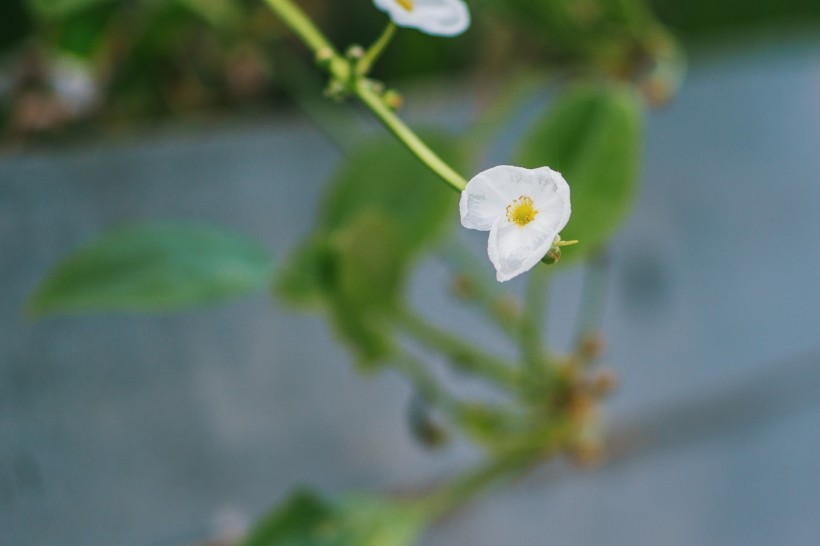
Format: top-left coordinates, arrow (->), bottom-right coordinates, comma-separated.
372,0 -> 470,37
49,56 -> 98,116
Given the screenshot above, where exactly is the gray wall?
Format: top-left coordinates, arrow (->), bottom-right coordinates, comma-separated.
1,39 -> 819,546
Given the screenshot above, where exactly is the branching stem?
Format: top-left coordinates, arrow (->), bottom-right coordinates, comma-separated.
358,22 -> 397,75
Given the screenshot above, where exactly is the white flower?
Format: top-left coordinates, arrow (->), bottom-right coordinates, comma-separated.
372,0 -> 470,37
460,166 -> 572,282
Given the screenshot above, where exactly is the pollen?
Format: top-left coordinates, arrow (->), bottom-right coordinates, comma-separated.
506,196 -> 538,226
396,0 -> 414,11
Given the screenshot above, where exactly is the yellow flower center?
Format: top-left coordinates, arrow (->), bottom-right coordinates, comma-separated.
397,0 -> 414,11
506,196 -> 538,227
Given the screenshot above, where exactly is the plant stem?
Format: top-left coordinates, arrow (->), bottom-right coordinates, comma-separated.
520,265 -> 551,375
573,248 -> 609,359
262,0 -> 349,80
390,350 -> 458,413
395,307 -> 519,388
261,0 -> 467,193
419,424 -> 569,520
358,22 -> 397,75
354,79 -> 467,192
438,238 -> 522,338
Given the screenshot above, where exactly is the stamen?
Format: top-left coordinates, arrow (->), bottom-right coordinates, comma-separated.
397,0 -> 414,11
506,196 -> 538,226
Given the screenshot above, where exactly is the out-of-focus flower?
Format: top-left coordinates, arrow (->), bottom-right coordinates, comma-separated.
49,56 -> 98,116
460,165 -> 571,282
372,0 -> 470,37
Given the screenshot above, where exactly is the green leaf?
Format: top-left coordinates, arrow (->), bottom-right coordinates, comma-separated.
277,214 -> 404,367
326,213 -> 404,365
273,236 -> 336,308
516,84 -> 644,264
277,132 -> 461,307
28,222 -> 274,316
242,489 -> 335,546
276,133 -> 464,367
242,489 -> 425,546
176,0 -> 245,33
320,132 -> 461,255
26,0 -> 117,19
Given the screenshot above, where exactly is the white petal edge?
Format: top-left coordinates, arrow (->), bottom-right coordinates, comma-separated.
459,166 -> 512,231
372,0 -> 470,37
487,217 -> 557,283
530,166 -> 572,235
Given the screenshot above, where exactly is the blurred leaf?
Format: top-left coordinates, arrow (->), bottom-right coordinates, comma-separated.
52,4 -> 116,58
26,0 -> 117,19
650,0 -> 820,36
516,84 -> 644,264
0,0 -> 32,51
478,0 -> 656,72
274,215 -> 403,366
325,213 -> 404,365
331,212 -> 405,312
320,132 -> 461,254
274,236 -> 335,307
176,0 -> 245,34
28,222 -> 274,316
276,133 -> 463,366
242,489 -> 425,546
241,489 -> 334,546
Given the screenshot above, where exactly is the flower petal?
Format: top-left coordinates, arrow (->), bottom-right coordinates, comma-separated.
530,167 -> 572,235
487,217 -> 555,282
459,168 -> 511,231
372,0 -> 470,37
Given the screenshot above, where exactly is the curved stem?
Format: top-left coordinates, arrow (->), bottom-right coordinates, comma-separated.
395,307 -> 519,388
358,22 -> 397,75
390,350 -> 458,413
263,0 -> 467,194
262,0 -> 349,79
354,79 -> 467,192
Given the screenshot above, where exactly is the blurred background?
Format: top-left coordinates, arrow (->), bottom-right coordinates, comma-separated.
1,0 -> 820,545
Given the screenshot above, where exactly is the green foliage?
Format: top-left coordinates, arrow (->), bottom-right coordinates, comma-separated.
51,4 -> 116,57
241,490 -> 333,546
276,133 -> 461,366
320,133 -> 459,253
26,0 -> 116,19
478,0 -> 657,71
28,222 -> 274,316
517,84 -> 644,264
650,0 -> 820,36
0,1 -> 33,52
241,489 -> 424,546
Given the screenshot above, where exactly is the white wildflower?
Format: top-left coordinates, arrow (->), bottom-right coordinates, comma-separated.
372,0 -> 470,37
460,165 -> 572,282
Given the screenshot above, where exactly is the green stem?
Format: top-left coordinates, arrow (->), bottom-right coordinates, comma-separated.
419,423 -> 569,519
358,22 -> 397,75
271,48 -> 368,153
574,248 -> 609,358
438,238 -> 522,338
262,0 -> 467,193
396,307 -> 519,388
262,0 -> 349,80
390,351 -> 457,413
520,265 -> 551,375
354,79 -> 467,192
